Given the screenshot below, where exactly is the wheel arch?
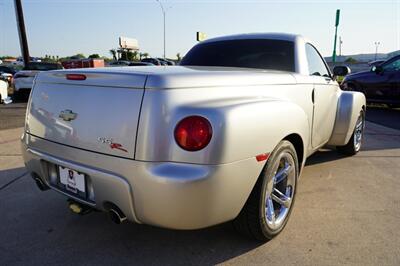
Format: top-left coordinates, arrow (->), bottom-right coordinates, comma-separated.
283,133 -> 304,172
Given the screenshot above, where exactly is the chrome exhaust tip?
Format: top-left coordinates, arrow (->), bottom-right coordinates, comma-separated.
108,208 -> 127,224
33,176 -> 49,191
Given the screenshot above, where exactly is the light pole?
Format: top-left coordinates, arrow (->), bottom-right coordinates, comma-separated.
156,0 -> 166,59
374,42 -> 380,61
14,0 -> 30,67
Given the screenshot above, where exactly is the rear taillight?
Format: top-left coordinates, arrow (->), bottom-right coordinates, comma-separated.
66,74 -> 86,80
174,116 -> 212,151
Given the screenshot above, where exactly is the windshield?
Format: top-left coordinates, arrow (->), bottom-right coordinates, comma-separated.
181,39 -> 295,72
24,62 -> 63,71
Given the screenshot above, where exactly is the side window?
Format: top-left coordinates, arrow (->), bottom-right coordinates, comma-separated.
382,57 -> 400,72
305,44 -> 330,77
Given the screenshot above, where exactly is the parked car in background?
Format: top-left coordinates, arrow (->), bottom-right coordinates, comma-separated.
109,60 -> 131,67
128,62 -> 154,66
157,58 -> 175,65
22,33 -> 365,241
341,55 -> 400,107
0,65 -> 17,75
368,60 -> 385,67
14,62 -> 63,97
141,58 -> 162,66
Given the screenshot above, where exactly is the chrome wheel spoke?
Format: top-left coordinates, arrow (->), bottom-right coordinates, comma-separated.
266,196 -> 276,223
272,188 -> 291,208
274,162 -> 292,184
264,151 -> 297,230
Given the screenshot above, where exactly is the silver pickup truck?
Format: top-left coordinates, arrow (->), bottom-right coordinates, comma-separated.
21,33 -> 365,241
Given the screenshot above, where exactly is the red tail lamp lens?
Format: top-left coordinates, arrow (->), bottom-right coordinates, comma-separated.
66,74 -> 86,80
174,116 -> 212,151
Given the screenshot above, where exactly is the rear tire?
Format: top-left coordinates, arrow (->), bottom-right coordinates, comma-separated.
337,110 -> 365,155
233,140 -> 299,241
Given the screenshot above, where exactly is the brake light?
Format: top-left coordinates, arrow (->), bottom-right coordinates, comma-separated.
66,74 -> 86,80
174,116 -> 212,151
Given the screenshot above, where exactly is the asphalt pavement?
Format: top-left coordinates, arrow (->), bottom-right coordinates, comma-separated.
0,104 -> 400,265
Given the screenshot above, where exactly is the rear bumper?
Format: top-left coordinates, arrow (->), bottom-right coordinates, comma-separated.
21,133 -> 264,230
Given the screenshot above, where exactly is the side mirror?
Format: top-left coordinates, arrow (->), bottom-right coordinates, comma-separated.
371,65 -> 383,74
333,66 -> 351,77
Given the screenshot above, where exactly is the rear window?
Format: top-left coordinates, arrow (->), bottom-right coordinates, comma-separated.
181,39 -> 295,72
24,63 -> 63,71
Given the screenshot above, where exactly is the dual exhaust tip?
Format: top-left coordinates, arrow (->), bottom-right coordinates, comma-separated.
68,200 -> 127,224
33,176 -> 49,191
108,208 -> 127,224
32,173 -> 127,225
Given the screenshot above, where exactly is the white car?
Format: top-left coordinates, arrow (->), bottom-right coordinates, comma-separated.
22,33 -> 365,241
13,62 -> 62,96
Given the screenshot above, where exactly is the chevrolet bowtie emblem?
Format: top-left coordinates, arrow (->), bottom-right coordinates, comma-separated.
59,109 -> 77,121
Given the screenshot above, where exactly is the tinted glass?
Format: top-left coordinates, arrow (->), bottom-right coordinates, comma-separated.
305,44 -> 330,77
181,39 -> 295,72
383,57 -> 400,72
24,62 -> 63,71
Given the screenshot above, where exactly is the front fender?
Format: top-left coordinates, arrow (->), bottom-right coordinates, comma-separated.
327,91 -> 366,146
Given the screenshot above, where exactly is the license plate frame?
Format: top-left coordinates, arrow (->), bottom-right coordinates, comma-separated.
59,166 -> 86,195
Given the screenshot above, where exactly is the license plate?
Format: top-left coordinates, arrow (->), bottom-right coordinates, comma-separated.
59,167 -> 85,194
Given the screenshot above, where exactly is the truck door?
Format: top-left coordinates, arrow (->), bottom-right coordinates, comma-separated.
305,44 -> 339,148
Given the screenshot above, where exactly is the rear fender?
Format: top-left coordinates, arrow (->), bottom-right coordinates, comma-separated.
136,92 -> 309,165
327,91 -> 366,146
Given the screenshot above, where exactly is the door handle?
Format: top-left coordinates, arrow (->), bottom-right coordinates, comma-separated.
311,89 -> 315,103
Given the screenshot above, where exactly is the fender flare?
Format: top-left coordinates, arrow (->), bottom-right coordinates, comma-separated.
327,91 -> 366,146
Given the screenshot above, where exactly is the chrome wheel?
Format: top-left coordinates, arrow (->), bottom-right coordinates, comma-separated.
353,113 -> 364,152
264,152 -> 296,230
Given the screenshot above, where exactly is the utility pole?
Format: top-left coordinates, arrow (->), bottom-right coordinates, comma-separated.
14,0 -> 30,67
374,42 -> 380,61
156,0 -> 166,59
339,36 -> 343,57
332,9 -> 340,63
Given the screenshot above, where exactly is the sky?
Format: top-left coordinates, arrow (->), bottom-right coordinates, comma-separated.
0,0 -> 399,59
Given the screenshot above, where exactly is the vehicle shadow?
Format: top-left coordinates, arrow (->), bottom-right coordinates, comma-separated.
305,149 -> 348,166
0,166 -> 27,190
0,169 -> 263,266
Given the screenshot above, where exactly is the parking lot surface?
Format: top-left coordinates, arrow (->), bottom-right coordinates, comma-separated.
0,104 -> 399,265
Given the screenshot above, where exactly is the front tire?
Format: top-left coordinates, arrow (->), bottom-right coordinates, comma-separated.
337,110 -> 365,155
233,140 -> 299,241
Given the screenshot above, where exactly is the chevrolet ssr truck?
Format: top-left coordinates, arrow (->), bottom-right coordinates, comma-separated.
22,33 -> 366,241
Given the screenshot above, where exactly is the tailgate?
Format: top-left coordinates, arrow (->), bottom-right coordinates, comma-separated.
26,71 -> 147,159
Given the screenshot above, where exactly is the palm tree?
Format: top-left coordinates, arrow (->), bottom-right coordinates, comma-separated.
109,49 -> 117,60
140,52 -> 149,60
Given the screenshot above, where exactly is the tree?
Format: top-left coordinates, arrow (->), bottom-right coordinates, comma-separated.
88,54 -> 100,59
139,52 -> 149,60
176,53 -> 182,62
71,53 -> 85,59
345,57 -> 358,64
109,49 -> 117,60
